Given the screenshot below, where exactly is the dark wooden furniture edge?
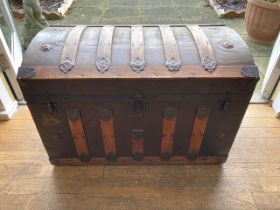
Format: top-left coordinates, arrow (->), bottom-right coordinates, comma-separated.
49,156 -> 228,166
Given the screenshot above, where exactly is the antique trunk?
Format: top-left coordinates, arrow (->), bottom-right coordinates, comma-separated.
18,25 -> 259,165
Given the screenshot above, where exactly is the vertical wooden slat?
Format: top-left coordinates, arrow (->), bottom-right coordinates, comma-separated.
159,25 -> 182,72
96,26 -> 115,73
131,129 -> 144,161
98,108 -> 117,161
67,109 -> 90,162
59,25 -> 87,73
187,105 -> 210,160
160,108 -> 177,160
187,25 -> 214,59
187,25 -> 217,72
130,26 -> 145,72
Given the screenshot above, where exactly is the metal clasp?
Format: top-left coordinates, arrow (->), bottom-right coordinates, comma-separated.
219,92 -> 231,112
46,95 -> 57,115
128,90 -> 148,116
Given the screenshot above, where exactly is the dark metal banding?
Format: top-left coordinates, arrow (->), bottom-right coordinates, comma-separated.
159,25 -> 182,72
96,26 -> 115,73
59,25 -> 87,73
130,26 -> 145,73
187,25 -> 217,72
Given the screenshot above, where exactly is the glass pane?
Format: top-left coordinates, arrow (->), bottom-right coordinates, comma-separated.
0,7 -> 12,51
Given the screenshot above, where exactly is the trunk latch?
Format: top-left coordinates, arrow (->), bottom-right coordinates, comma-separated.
128,90 -> 148,116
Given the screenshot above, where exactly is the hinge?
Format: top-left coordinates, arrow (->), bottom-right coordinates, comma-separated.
128,90 -> 148,116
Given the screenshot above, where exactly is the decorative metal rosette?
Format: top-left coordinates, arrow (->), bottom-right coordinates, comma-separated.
166,57 -> 182,72
130,57 -> 145,73
40,44 -> 52,52
96,56 -> 110,73
201,55 -> 217,72
59,57 -> 74,73
222,41 -> 234,49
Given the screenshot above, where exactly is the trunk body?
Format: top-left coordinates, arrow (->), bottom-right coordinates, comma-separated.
18,25 -> 258,165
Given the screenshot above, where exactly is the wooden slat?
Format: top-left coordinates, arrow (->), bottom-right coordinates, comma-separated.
98,108 -> 117,161
67,109 -> 90,162
160,108 -> 177,160
59,25 -> 87,72
130,26 -> 145,72
131,129 -> 144,161
28,65 -> 255,80
159,25 -> 181,71
187,25 -> 215,60
187,105 -> 210,160
159,25 -> 180,60
96,26 -> 114,72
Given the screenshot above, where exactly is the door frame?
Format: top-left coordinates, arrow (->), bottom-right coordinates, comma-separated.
261,32 -> 280,100
0,0 -> 23,100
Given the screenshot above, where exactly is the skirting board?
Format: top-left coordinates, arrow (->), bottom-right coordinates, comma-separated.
0,100 -> 17,120
273,92 -> 280,118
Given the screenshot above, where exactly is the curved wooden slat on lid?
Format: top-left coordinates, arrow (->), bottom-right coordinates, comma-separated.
130,26 -> 145,73
159,25 -> 182,72
96,26 -> 115,73
59,25 -> 87,73
187,25 -> 217,72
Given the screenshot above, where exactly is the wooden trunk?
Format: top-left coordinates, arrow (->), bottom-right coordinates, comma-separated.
18,25 -> 259,165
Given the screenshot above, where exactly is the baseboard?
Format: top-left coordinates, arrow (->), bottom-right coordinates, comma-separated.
0,100 -> 18,120
272,93 -> 280,118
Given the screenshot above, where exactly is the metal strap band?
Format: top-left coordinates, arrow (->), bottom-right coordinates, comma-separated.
96,26 -> 115,73
159,25 -> 182,72
130,26 -> 145,73
59,25 -> 87,73
187,25 -> 217,72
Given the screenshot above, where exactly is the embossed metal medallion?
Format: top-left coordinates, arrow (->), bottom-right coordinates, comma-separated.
40,44 -> 52,52
96,57 -> 110,73
18,67 -> 36,79
164,107 -> 177,120
130,57 -> 145,73
166,57 -> 182,72
59,57 -> 74,73
240,66 -> 259,79
222,41 -> 234,49
197,105 -> 210,119
98,108 -> 112,121
201,55 -> 217,72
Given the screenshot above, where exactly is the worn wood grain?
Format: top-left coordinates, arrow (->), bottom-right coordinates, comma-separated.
60,25 -> 87,67
160,108 -> 177,159
98,109 -> 117,159
67,109 -> 90,161
28,65 -> 252,80
187,105 -> 210,157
